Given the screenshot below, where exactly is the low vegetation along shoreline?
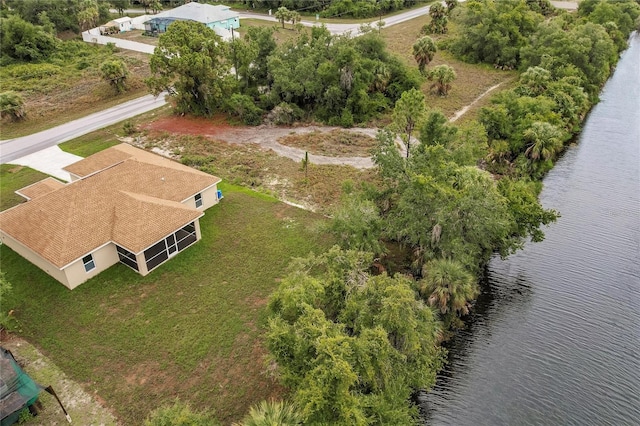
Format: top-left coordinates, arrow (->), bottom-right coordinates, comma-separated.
1,0 -> 639,424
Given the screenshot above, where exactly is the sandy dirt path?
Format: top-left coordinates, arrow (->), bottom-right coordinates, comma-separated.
1,336 -> 118,426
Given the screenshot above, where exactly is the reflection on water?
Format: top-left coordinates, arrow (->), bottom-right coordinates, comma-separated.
421,34 -> 640,425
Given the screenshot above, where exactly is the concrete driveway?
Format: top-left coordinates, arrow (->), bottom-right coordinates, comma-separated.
10,146 -> 83,182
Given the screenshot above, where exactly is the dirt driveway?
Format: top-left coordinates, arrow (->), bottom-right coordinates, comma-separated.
144,116 -> 376,169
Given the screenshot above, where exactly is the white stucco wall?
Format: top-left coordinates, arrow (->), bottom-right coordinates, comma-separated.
182,184 -> 220,210
82,30 -> 156,54
0,231 -> 69,287
62,244 -> 119,290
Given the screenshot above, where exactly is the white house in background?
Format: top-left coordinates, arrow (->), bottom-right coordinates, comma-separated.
104,16 -> 133,32
0,144 -> 223,290
144,2 -> 240,38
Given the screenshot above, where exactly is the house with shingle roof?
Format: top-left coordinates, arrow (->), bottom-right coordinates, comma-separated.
0,144 -> 222,290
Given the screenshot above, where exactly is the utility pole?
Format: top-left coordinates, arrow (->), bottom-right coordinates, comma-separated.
231,26 -> 239,81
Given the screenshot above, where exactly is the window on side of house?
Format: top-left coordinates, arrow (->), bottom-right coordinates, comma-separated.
83,254 -> 96,272
195,193 -> 203,208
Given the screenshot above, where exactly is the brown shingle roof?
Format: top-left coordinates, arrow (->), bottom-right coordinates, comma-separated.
15,177 -> 66,200
111,191 -> 202,253
0,144 -> 221,268
63,143 -> 215,178
63,146 -> 132,178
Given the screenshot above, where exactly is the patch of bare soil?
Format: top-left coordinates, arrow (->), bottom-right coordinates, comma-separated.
0,335 -> 118,426
143,114 -> 235,138
278,129 -> 377,157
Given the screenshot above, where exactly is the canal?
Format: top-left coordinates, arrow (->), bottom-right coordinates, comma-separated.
422,33 -> 640,425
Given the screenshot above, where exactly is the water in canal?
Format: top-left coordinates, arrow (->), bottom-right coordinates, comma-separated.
422,34 -> 640,425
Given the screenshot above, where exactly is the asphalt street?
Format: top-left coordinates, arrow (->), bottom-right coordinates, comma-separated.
0,94 -> 167,164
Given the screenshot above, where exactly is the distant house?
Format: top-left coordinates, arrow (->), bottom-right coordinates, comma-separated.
103,16 -> 133,33
0,144 -> 223,290
144,2 -> 239,36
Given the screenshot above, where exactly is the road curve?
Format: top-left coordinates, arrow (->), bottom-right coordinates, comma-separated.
0,94 -> 167,164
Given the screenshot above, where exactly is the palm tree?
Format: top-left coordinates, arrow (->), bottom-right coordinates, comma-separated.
419,258 -> 478,316
234,400 -> 303,426
275,7 -> 290,29
412,36 -> 437,75
427,65 -> 456,96
0,91 -> 26,121
371,63 -> 391,92
523,121 -> 564,162
518,66 -> 551,96
427,3 -> 449,34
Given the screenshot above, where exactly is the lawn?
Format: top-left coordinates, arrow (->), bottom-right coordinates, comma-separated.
109,29 -> 159,46
1,182 -> 334,425
59,126 -> 130,158
0,165 -> 50,211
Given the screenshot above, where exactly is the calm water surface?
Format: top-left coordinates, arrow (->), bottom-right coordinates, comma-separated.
421,34 -> 640,425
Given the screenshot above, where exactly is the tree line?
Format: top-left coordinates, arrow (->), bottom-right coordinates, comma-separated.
1,0 -> 112,33
449,0 -> 639,179
146,23 -> 421,126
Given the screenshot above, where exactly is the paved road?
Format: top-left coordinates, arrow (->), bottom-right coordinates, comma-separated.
239,5 -> 431,36
0,94 -> 167,164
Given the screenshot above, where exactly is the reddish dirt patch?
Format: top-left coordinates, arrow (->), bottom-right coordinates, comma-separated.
144,115 -> 234,138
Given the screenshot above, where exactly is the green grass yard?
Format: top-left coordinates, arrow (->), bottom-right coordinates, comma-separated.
1,183 -> 333,424
0,165 -> 49,211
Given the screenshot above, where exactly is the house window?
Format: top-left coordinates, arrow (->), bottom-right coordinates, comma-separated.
83,254 -> 96,272
195,193 -> 203,208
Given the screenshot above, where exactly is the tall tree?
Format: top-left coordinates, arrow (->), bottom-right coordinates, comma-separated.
275,7 -> 291,29
146,21 -> 235,116
427,3 -> 448,34
427,64 -> 456,96
112,0 -> 129,16
452,0 -> 543,69
100,59 -> 129,93
244,26 -> 277,87
228,36 -> 258,87
412,36 -> 437,75
289,11 -> 301,28
419,109 -> 458,147
77,0 -> 99,31
267,247 -> 444,424
0,15 -> 58,61
150,0 -> 162,14
392,88 -> 427,158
